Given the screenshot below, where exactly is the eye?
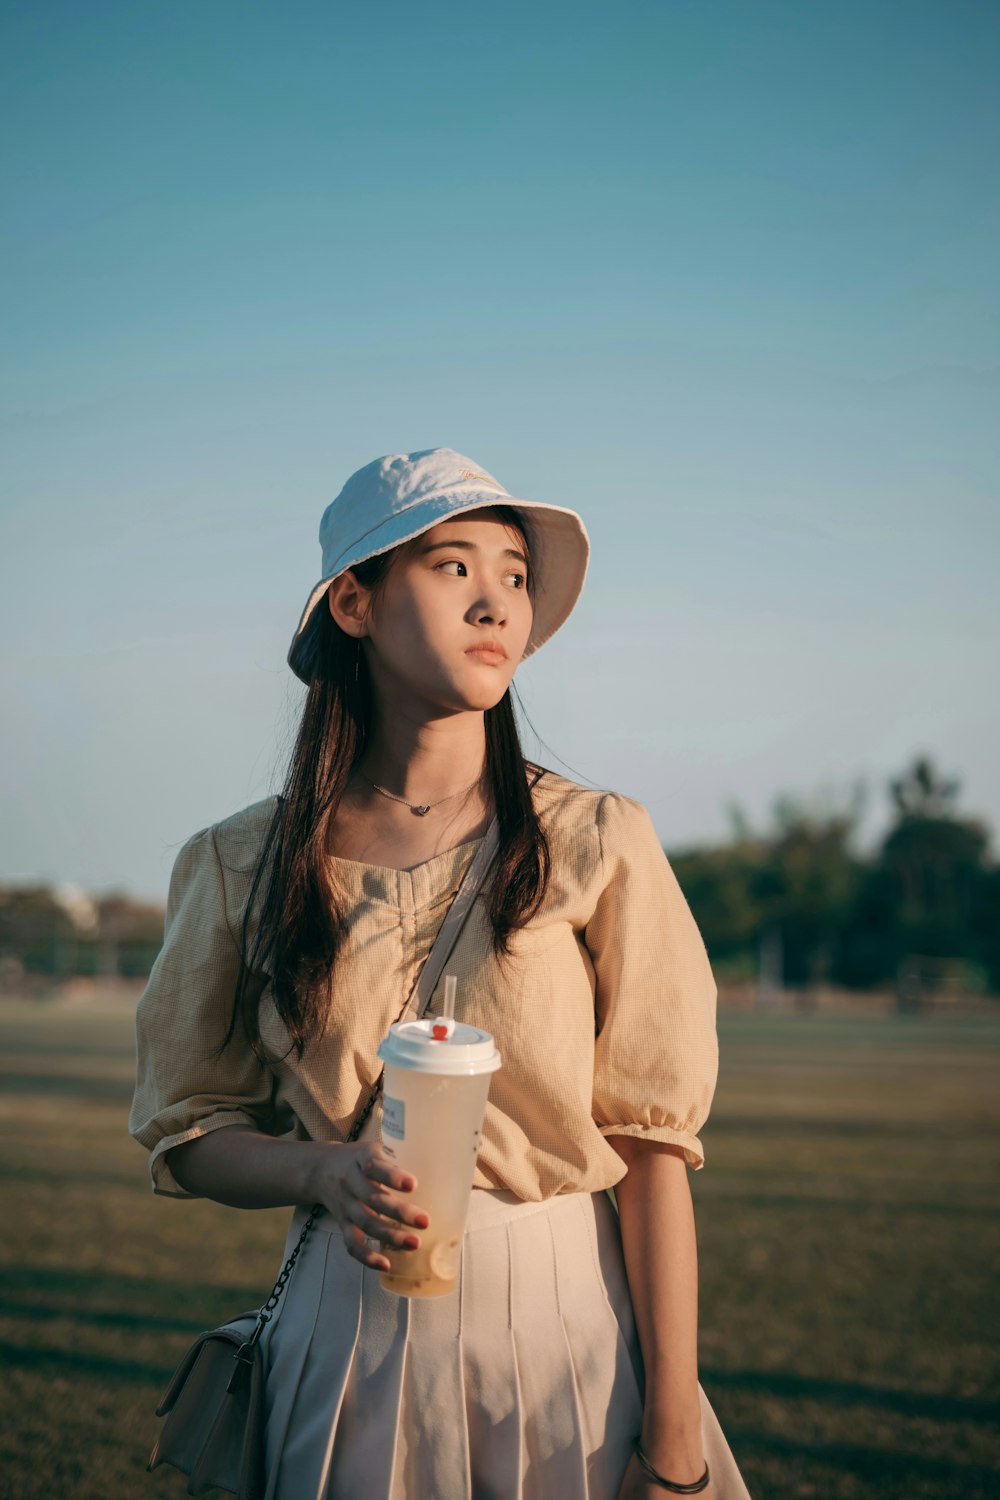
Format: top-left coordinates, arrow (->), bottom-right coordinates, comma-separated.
504,569 -> 527,590
436,559 -> 468,576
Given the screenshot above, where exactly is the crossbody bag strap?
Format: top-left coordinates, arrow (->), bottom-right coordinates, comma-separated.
237,816 -> 501,1360
401,816 -> 501,1025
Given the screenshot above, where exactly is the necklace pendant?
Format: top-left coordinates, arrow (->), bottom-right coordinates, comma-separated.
412,804 -> 431,817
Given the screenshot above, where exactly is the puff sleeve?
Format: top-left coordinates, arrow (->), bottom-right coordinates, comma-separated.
128,824 -> 276,1197
586,792 -> 719,1170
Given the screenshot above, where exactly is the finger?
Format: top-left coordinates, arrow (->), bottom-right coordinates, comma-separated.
364,1185 -> 431,1229
345,1197 -> 422,1251
350,1160 -> 425,1225
363,1155 -> 418,1194
349,1155 -> 409,1205
344,1222 -> 391,1272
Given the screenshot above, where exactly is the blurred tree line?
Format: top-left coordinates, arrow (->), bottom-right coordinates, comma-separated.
2,754 -> 997,1001
0,883 -> 163,986
670,754 -> 999,1001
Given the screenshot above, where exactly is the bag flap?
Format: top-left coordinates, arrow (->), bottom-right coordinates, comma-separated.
154,1313 -> 259,1418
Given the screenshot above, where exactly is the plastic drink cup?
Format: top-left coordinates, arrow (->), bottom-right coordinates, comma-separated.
376,1016 -> 501,1298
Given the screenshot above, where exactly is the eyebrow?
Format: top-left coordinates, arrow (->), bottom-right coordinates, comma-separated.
418,538 -> 529,567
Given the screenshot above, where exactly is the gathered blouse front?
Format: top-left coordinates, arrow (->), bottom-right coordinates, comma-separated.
128,771 -> 720,1202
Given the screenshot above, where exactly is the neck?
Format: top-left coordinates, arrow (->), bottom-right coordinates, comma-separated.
357,708 -> 488,802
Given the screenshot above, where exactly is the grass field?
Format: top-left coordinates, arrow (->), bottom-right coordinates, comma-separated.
0,997 -> 997,1500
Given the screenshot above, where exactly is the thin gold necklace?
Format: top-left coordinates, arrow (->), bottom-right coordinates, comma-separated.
359,770 -> 485,817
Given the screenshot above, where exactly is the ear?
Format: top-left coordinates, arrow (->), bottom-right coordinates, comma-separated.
327,571 -> 372,638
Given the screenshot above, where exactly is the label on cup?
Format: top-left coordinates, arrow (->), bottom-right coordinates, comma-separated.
383,1095 -> 405,1141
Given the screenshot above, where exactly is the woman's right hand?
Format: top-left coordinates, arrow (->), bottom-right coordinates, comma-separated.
309,1141 -> 430,1271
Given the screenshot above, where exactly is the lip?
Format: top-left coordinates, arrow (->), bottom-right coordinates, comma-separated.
465,642 -> 508,664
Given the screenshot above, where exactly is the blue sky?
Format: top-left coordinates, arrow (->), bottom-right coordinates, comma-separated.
2,0 -> 998,898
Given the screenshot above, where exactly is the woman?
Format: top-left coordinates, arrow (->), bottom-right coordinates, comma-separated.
129,447 -> 752,1500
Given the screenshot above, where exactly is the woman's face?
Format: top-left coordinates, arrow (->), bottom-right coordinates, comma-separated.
329,511 -> 534,715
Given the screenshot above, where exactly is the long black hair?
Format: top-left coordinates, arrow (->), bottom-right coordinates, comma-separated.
224,506 -> 551,1060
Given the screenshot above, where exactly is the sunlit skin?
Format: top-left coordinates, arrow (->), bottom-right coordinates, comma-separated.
330,511 -> 533,713
325,511 -> 534,870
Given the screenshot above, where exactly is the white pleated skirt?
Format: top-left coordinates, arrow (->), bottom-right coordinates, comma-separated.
261,1187 -> 752,1500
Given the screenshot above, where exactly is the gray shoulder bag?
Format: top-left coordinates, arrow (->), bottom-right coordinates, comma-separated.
146,818 -> 500,1499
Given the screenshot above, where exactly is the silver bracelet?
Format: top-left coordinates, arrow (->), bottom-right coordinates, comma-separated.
634,1441 -> 710,1493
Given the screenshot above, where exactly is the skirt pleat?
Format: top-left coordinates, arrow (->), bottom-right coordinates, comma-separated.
261,1188 -> 752,1500
263,1230 -> 362,1500
326,1267 -> 410,1498
506,1206 -> 592,1497
389,1284 -> 473,1498
553,1196 -> 643,1496
459,1210 -> 525,1497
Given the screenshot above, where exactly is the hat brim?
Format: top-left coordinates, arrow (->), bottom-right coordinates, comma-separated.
287,491 -> 590,684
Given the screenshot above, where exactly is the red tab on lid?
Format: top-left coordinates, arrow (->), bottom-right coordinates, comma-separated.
432,1023 -> 448,1040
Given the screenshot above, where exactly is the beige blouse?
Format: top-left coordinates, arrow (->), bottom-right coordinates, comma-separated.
129,770 -> 720,1201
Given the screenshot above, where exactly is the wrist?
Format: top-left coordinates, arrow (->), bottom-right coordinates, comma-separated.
299,1139 -> 342,1203
640,1404 -> 705,1479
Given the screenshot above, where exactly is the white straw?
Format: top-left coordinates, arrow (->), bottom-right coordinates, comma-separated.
442,974 -> 457,1020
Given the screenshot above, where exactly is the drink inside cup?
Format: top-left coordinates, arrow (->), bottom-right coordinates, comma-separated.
376,1013 -> 501,1298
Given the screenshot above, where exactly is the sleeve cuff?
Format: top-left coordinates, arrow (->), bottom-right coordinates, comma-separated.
147,1110 -> 263,1198
599,1122 -> 706,1171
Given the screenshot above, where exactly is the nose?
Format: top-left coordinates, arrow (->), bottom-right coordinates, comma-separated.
467,580 -> 508,628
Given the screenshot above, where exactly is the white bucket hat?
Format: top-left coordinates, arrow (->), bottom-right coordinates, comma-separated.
287,446 -> 590,683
